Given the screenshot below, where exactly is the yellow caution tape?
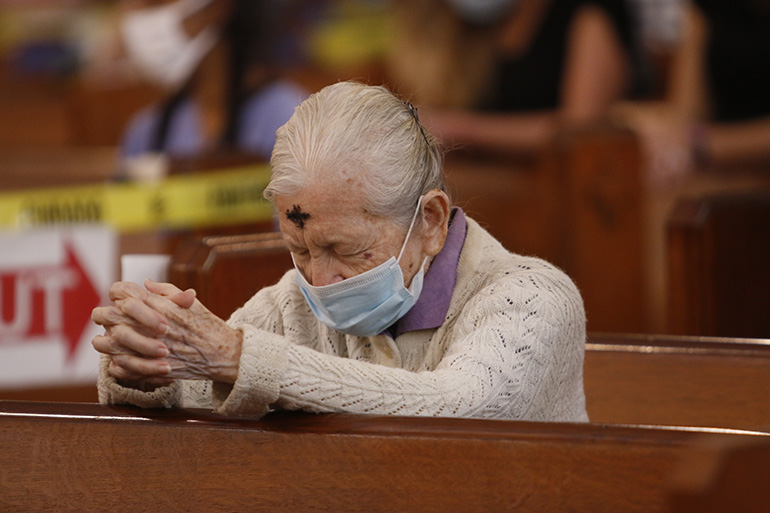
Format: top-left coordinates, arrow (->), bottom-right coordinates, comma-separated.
0,165 -> 275,232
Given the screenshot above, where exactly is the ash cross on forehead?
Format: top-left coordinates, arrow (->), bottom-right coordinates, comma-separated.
286,204 -> 311,229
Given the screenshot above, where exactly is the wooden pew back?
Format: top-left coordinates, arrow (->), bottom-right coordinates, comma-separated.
169,231 -> 291,320
1,401 -> 767,513
445,124 -> 646,333
667,190 -> 770,338
584,333 -> 770,432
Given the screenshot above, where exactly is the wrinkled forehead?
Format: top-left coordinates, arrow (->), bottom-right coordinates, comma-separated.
273,176 -> 362,223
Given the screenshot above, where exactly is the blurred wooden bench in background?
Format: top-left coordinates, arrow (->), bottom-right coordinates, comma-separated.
1,400 -> 768,513
445,124 -> 646,333
667,190 -> 770,338
446,123 -> 770,337
169,231 -> 292,320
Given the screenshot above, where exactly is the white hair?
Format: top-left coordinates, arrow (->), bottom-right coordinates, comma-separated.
264,81 -> 447,228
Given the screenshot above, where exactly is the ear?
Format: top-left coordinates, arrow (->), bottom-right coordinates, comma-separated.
420,189 -> 451,257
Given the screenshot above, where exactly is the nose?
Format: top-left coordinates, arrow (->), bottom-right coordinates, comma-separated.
307,259 -> 345,287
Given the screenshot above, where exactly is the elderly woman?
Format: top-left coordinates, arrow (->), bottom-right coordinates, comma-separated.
92,81 -> 588,422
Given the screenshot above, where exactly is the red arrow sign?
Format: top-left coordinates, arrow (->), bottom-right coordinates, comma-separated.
0,241 -> 102,361
62,244 -> 102,360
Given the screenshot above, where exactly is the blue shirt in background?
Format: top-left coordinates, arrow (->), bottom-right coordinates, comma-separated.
120,80 -> 308,160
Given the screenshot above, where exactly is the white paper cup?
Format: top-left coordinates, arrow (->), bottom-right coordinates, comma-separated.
120,254 -> 171,285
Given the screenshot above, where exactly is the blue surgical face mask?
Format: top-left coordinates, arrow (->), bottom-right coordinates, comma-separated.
294,198 -> 428,337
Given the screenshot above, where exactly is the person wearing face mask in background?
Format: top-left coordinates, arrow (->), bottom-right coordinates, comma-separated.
91,82 -> 588,423
118,0 -> 307,176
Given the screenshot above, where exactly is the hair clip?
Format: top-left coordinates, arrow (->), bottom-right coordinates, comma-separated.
404,101 -> 430,146
405,101 -> 420,122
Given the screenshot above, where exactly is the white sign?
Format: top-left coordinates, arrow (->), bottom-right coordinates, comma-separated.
0,227 -> 116,388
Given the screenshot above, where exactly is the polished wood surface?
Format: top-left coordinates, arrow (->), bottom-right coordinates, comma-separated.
1,400 -> 767,513
669,437 -> 770,513
0,384 -> 97,403
585,333 -> 770,432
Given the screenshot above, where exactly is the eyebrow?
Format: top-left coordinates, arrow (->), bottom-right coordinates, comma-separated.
286,204 -> 311,229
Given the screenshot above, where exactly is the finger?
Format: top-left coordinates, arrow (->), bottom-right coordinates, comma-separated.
108,281 -> 146,301
109,360 -> 169,383
142,377 -> 175,387
92,305 -> 132,327
110,353 -> 171,380
145,279 -> 197,309
92,333 -> 139,357
170,289 -> 196,309
107,325 -> 169,359
91,305 -> 113,327
92,331 -> 165,359
119,297 -> 169,335
144,279 -> 183,296
113,375 -> 174,390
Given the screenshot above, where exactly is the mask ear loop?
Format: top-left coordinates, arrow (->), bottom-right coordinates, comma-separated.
397,195 -> 425,263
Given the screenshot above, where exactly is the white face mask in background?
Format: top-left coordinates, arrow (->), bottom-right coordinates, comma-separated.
121,0 -> 218,89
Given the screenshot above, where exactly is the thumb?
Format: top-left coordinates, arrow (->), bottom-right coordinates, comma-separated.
145,278 -> 197,309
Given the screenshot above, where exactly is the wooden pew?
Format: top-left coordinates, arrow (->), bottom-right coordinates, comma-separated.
667,190 -> 770,338
444,124 -> 647,333
1,400 -> 768,513
168,231 -> 291,320
0,384 -> 97,404
446,124 -> 770,336
584,333 -> 770,432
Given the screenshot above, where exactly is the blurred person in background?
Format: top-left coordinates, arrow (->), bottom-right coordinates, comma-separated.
614,0 -> 770,187
118,0 -> 307,175
390,0 -> 649,156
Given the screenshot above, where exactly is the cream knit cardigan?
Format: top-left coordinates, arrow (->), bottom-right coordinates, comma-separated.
98,218 -> 588,422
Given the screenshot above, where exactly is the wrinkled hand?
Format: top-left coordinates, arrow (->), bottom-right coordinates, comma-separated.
92,279 -> 242,386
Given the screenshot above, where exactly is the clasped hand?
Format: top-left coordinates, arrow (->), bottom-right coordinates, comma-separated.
92,279 -> 242,387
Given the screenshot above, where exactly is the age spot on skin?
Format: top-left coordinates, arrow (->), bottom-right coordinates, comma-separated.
286,204 -> 311,229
